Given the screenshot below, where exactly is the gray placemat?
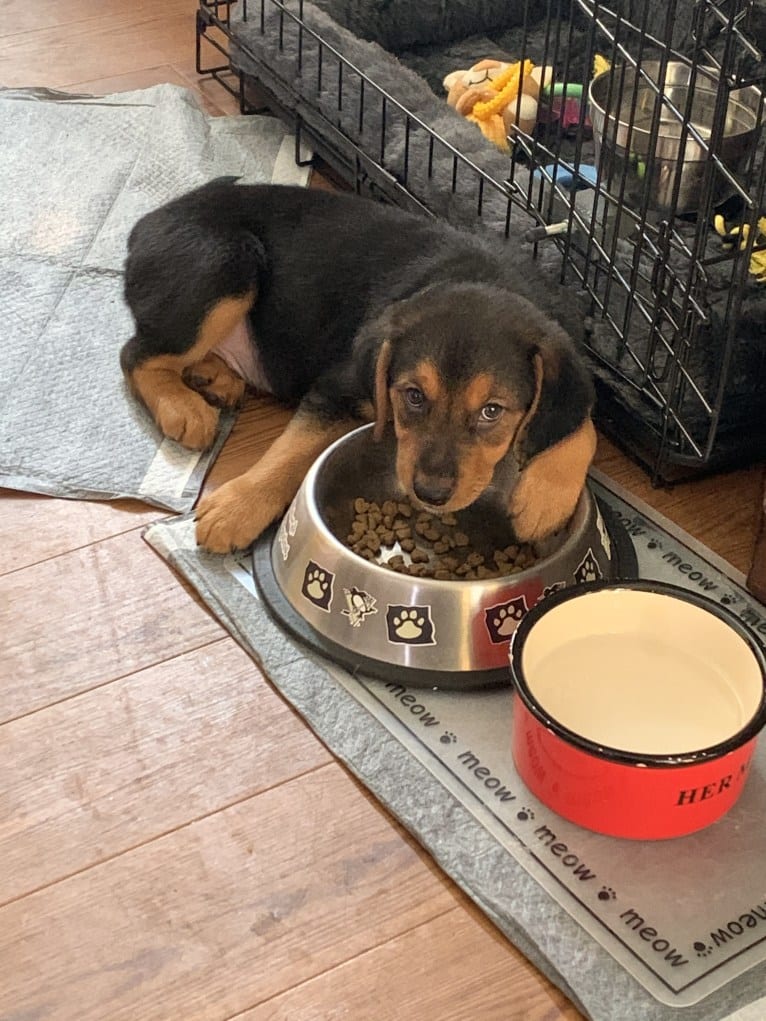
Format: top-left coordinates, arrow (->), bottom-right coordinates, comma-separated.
143,474 -> 766,1021
0,84 -> 310,511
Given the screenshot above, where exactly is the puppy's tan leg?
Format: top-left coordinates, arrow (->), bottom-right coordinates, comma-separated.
126,295 -> 253,450
509,418 -> 597,542
195,412 -> 358,553
182,352 -> 246,409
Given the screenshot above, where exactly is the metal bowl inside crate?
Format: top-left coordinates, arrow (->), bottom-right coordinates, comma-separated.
589,61 -> 762,213
253,424 -> 636,689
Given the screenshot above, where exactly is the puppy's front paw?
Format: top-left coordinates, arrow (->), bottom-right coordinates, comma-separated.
510,420 -> 596,542
509,469 -> 581,543
509,485 -> 575,543
155,391 -> 219,450
195,478 -> 277,553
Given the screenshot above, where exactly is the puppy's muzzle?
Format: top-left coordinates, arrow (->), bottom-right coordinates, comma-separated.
412,449 -> 458,507
413,474 -> 456,507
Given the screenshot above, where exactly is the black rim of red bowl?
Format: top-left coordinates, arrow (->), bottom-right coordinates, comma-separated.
509,579 -> 766,768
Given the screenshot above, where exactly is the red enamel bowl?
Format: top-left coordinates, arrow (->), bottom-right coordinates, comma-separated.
509,581 -> 766,840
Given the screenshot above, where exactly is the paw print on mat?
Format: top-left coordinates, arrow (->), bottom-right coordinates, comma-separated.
301,561 -> 334,611
574,548 -> 602,584
386,605 -> 436,646
485,595 -> 528,644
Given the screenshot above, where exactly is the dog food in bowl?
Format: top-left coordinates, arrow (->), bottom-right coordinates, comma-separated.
345,496 -> 539,579
510,580 -> 766,839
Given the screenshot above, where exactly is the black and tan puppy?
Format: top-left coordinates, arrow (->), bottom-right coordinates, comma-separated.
121,181 -> 596,553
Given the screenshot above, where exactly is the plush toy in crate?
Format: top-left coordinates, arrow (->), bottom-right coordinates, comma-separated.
443,58 -> 553,152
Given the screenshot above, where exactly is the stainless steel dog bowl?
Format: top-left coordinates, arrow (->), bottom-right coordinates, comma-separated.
253,424 -> 634,689
589,61 -> 762,213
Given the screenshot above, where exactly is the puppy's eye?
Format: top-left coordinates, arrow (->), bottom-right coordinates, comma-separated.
479,403 -> 504,423
404,387 -> 425,409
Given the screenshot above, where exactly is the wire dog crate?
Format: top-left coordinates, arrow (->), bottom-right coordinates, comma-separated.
197,0 -> 766,483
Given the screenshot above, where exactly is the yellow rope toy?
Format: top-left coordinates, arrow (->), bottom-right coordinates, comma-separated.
469,60 -> 534,122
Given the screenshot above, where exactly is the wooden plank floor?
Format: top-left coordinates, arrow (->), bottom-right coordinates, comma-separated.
1,3 -> 764,1019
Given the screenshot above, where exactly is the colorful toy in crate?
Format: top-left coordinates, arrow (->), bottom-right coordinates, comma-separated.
443,59 -> 553,152
444,55 -> 610,152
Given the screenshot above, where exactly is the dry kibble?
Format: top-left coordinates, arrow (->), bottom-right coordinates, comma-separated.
346,495 -> 539,580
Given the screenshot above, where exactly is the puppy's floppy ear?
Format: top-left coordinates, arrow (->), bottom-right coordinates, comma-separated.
512,340 -> 595,468
373,339 -> 393,441
352,301 -> 412,442
508,336 -> 597,542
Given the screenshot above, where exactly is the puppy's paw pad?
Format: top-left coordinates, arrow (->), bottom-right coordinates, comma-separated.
155,394 -> 219,450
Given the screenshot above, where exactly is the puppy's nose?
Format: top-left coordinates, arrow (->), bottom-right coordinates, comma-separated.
413,476 -> 455,507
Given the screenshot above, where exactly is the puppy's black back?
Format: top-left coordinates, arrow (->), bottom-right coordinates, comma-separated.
124,182 -> 588,408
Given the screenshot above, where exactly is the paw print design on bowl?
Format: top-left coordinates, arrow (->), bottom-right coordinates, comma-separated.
301,560 -> 334,611
484,595 -> 529,644
385,605 -> 436,646
574,547 -> 602,584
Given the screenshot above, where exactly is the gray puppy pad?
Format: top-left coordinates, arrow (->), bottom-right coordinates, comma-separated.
0,85 -> 310,511
144,472 -> 766,1021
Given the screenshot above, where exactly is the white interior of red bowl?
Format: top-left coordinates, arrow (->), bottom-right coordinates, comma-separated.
520,588 -> 764,754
